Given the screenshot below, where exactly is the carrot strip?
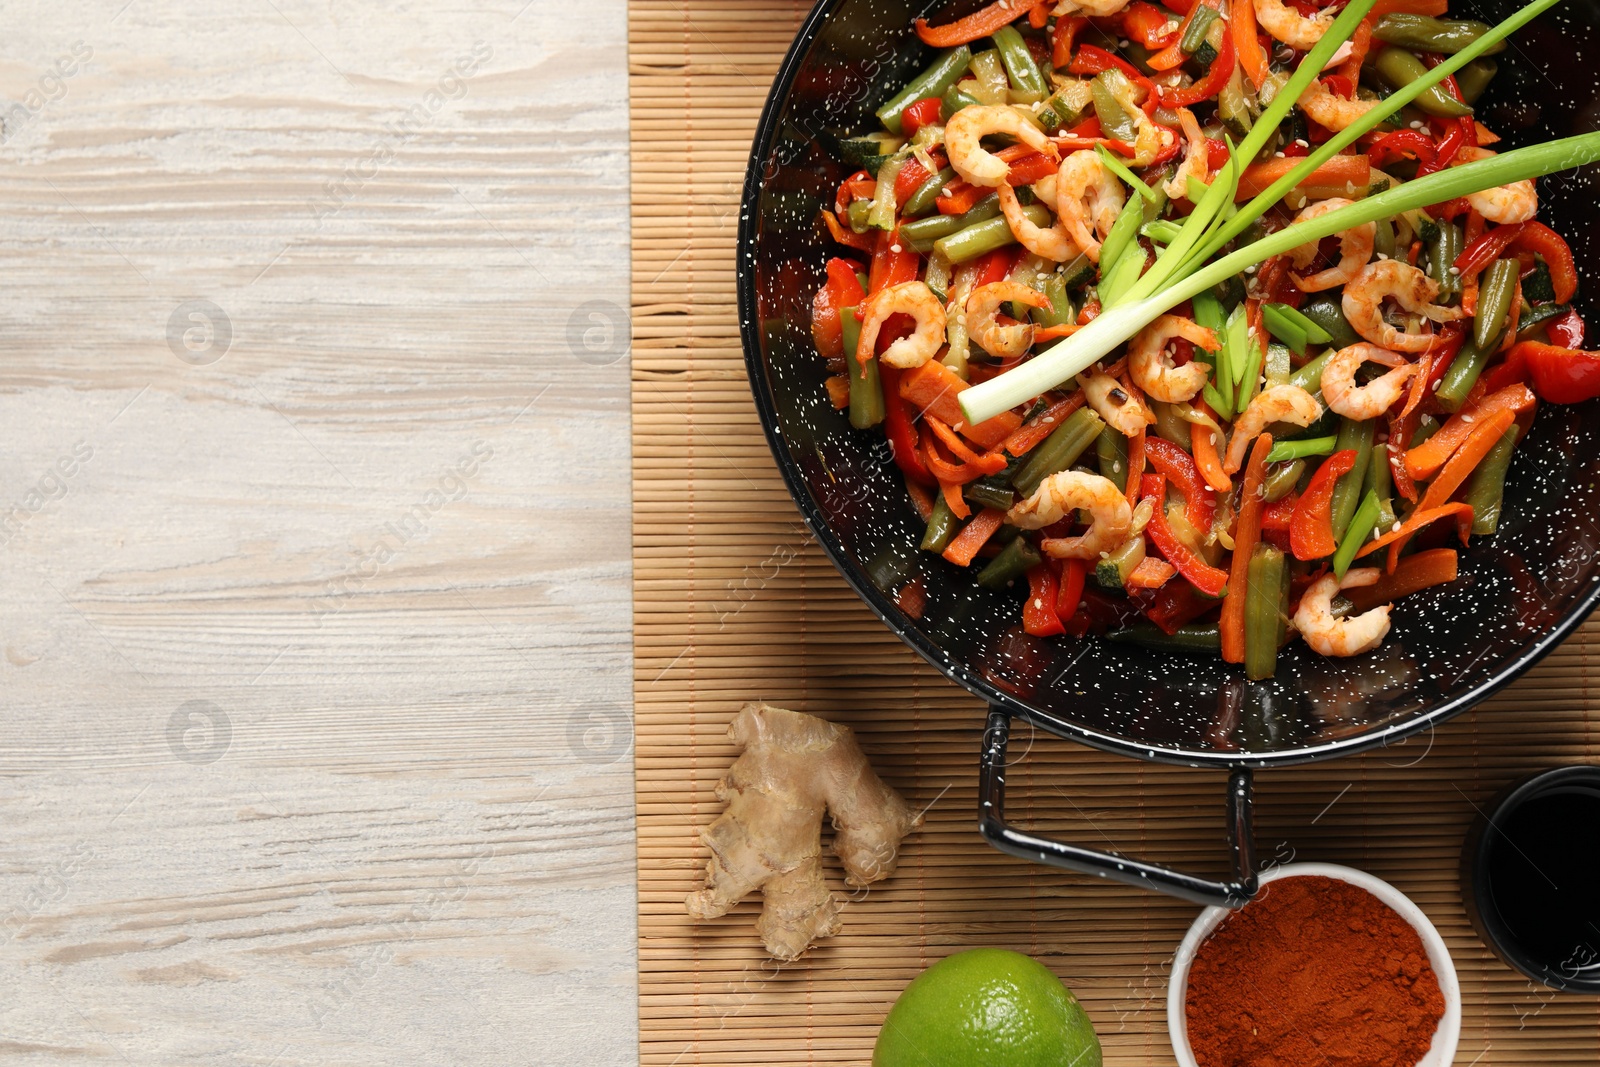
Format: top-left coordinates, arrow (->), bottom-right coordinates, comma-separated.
1028,0 -> 1050,28
1236,155 -> 1370,201
942,507 -> 1007,566
1404,383 -> 1536,480
1345,548 -> 1458,613
1148,0 -> 1210,70
916,0 -> 1033,47
824,374 -> 851,409
1335,17 -> 1373,83
1126,557 -> 1178,589
905,475 -> 935,522
1190,412 -> 1231,494
1221,434 -> 1273,664
1232,0 -> 1268,89
1032,323 -> 1084,341
1003,391 -> 1086,456
940,479 -> 972,520
1499,278 -> 1523,353
1124,428 -> 1147,510
898,359 -> 1023,450
1419,407 -> 1517,511
1355,503 -> 1473,571
820,209 -> 876,252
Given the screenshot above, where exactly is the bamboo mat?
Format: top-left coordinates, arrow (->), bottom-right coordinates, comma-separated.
629,2 -> 1600,1061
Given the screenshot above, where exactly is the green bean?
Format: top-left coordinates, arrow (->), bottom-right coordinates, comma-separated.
965,478 -> 1016,513
1474,258 -> 1519,350
1435,336 -> 1494,412
1372,14 -> 1508,55
1032,271 -> 1076,328
903,166 -> 956,218
1097,426 -> 1129,491
975,535 -> 1041,589
1244,544 -> 1289,681
1107,623 -> 1222,652
877,47 -> 973,134
1372,215 -> 1397,261
1329,417 -> 1374,542
1091,70 -> 1141,144
1372,47 -> 1474,118
1096,537 -> 1145,589
992,25 -> 1047,102
941,84 -> 981,119
958,192 -> 1003,226
1367,435 -> 1396,533
1427,218 -> 1464,298
1266,435 -> 1337,463
920,494 -> 958,552
900,213 -> 962,252
840,306 -> 884,429
1181,4 -> 1222,53
1013,408 -> 1106,497
1332,489 -> 1381,580
1297,295 -> 1362,350
934,205 -> 1050,263
1286,350 -> 1337,396
1263,460 -> 1306,503
1464,425 -> 1521,535
1455,58 -> 1498,106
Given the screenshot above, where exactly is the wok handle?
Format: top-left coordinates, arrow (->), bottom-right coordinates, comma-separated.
977,708 -> 1259,909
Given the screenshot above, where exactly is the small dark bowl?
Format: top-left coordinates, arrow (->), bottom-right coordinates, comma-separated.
739,0 -> 1600,768
1462,765 -> 1600,992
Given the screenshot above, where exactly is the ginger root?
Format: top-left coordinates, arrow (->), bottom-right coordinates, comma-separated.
685,702 -> 922,960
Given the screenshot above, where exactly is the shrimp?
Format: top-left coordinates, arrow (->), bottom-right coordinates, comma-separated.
997,183 -> 1080,262
966,281 -> 1050,358
1286,198 -> 1375,292
1055,149 -> 1125,263
1341,259 -> 1463,354
1162,108 -> 1210,201
1008,470 -> 1133,560
1320,343 -> 1416,421
1297,79 -> 1382,134
1254,0 -> 1334,51
1223,384 -> 1322,474
1129,315 -> 1218,403
945,105 -> 1058,188
1080,369 -> 1153,435
1454,146 -> 1538,224
1293,570 -> 1392,657
857,281 -> 947,369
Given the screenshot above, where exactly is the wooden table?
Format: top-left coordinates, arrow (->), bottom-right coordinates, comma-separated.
1,3 -> 636,1062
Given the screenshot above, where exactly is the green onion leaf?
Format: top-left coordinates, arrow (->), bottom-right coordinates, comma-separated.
1096,144 -> 1159,203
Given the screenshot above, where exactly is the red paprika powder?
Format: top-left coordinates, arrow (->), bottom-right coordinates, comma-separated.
1184,875 -> 1446,1067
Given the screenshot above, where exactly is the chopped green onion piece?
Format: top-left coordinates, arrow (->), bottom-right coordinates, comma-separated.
1262,303 -> 1310,356
1265,435 -> 1338,463
1269,302 -> 1334,345
1227,304 -> 1252,388
1100,244 -> 1149,308
1141,219 -> 1184,245
1098,196 -> 1145,284
1203,383 -> 1231,422
1332,489 -> 1382,581
1096,144 -> 1159,203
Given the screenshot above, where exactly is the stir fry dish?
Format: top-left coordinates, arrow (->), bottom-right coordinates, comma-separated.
809,0 -> 1600,678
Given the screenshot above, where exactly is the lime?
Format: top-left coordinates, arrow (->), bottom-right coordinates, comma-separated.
872,948 -> 1102,1067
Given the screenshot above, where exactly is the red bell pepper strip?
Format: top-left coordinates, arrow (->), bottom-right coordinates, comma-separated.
810,257 -> 867,361
900,97 -> 944,138
835,170 -> 875,214
1454,222 -> 1524,280
1368,129 -> 1436,169
868,225 -> 919,294
1142,577 -> 1220,634
1515,223 -> 1577,303
1548,309 -> 1586,349
915,0 -> 1033,47
1052,15 -> 1089,69
1417,115 -> 1473,177
1006,152 -> 1060,187
1143,437 -> 1217,532
1261,494 -> 1298,532
974,246 -> 1022,287
1515,341 -> 1600,405
1023,564 -> 1066,636
1056,557 -> 1088,623
1289,450 -> 1358,561
821,209 -> 876,253
1122,1 -> 1181,48
1141,474 -> 1231,598
893,154 -> 939,204
878,364 -> 936,486
1069,45 -> 1159,102
1219,435 -> 1273,664
1159,29 -> 1236,109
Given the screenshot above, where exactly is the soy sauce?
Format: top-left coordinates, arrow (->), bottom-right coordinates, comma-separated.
1486,788 -> 1600,980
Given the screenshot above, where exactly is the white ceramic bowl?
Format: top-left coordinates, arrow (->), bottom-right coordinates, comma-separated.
1166,862 -> 1462,1067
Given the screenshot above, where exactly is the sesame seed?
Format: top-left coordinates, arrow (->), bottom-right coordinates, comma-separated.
890,244 -> 902,253
1462,413 -> 1475,423
1392,521 -> 1403,533
1410,120 -> 1424,130
1448,266 -> 1460,275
